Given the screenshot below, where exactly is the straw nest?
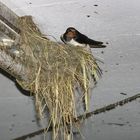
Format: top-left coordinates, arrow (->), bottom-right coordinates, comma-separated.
17,16 -> 102,140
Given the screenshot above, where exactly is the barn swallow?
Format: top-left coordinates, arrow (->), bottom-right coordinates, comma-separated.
60,27 -> 106,48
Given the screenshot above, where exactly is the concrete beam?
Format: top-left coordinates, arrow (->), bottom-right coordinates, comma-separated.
0,1 -> 20,40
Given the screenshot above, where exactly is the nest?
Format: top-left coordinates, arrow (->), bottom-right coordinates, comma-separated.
17,16 -> 102,140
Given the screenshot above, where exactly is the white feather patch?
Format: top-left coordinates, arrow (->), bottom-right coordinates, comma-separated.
68,39 -> 85,47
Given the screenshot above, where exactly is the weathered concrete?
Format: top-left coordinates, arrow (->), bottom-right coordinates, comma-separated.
0,0 -> 140,140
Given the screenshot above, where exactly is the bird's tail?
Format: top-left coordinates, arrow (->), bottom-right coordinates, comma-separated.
89,44 -> 106,48
88,39 -> 106,48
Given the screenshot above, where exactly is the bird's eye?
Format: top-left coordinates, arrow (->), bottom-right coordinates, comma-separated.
71,29 -> 74,31
66,28 -> 76,34
66,29 -> 71,33
69,29 -> 73,32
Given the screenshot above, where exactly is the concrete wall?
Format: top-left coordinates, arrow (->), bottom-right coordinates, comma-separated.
0,0 -> 140,140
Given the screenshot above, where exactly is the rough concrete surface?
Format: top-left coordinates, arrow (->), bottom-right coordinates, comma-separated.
0,0 -> 140,140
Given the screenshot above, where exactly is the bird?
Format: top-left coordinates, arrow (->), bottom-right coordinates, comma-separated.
60,27 -> 107,48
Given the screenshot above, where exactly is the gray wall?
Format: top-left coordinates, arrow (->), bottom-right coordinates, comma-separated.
0,0 -> 140,140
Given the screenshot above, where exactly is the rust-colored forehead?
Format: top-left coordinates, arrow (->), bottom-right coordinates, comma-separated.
66,30 -> 76,38
65,27 -> 77,38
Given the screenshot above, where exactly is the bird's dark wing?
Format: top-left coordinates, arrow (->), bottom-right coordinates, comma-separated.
76,33 -> 106,48
89,44 -> 106,48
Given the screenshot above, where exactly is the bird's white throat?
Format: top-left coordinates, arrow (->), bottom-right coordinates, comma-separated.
68,39 -> 91,51
68,39 -> 85,47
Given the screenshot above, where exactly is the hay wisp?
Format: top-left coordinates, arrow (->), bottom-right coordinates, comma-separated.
17,16 -> 102,140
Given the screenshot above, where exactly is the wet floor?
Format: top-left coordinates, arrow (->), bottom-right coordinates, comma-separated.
0,0 -> 140,140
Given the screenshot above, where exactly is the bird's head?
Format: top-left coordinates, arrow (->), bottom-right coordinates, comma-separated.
60,27 -> 78,43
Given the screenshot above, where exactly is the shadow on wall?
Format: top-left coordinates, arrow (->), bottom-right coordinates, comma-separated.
0,68 -> 33,96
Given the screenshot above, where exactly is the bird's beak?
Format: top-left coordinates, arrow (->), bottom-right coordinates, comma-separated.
60,34 -> 66,44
